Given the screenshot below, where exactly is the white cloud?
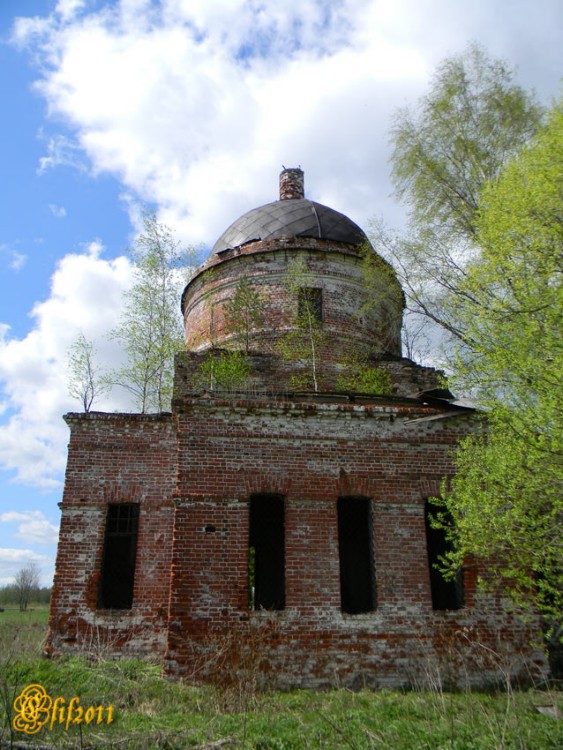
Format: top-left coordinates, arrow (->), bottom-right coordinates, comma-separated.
49,203 -> 67,218
1,244 -> 28,272
0,242 -> 135,489
11,15 -> 53,49
5,5 -> 537,243
14,0 -> 559,251
55,0 -> 86,22
30,1 -> 397,240
0,548 -> 40,561
0,511 -> 59,546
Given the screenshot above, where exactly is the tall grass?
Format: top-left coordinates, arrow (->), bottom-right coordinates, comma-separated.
0,609 -> 561,749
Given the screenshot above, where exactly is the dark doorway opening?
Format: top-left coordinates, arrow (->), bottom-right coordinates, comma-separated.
249,494 -> 285,610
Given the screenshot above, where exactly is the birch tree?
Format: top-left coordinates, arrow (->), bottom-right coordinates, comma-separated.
278,258 -> 327,392
223,275 -> 266,352
434,100 -> 563,623
377,43 -> 544,350
67,333 -> 108,412
110,214 -> 194,412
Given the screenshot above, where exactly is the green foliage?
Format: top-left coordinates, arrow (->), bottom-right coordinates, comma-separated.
379,46 -> 559,622
278,258 -> 327,392
284,371 -> 317,391
0,586 -> 50,606
110,214 -> 194,413
450,99 -> 562,406
378,43 -> 544,348
436,422 -> 561,621
197,350 -> 252,391
435,100 -> 563,622
336,365 -> 392,395
67,333 -> 108,412
391,42 -> 543,241
223,275 -> 266,352
359,243 -> 405,354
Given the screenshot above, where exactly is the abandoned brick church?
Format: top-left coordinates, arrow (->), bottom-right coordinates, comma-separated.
47,169 -> 545,688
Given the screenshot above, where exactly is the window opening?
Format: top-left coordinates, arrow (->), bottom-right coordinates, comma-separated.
98,503 -> 139,609
298,287 -> 323,325
337,496 -> 376,614
249,494 -> 285,610
424,499 -> 464,611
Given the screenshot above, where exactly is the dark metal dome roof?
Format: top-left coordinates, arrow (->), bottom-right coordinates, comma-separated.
211,197 -> 368,254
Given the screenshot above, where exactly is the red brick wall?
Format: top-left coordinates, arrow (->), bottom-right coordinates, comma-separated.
164,397 -> 545,688
173,350 -> 443,400
47,413 -> 177,659
48,398 -> 545,688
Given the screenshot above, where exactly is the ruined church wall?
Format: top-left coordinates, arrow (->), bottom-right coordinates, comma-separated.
166,398 -> 544,688
173,350 -> 443,400
47,412 -> 177,659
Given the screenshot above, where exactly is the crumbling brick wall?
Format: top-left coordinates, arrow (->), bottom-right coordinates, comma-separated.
164,395 -> 545,688
47,377 -> 546,687
182,241 -> 403,360
47,412 -> 177,659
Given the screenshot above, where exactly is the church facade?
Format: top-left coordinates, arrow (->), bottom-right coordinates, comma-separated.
47,169 -> 544,688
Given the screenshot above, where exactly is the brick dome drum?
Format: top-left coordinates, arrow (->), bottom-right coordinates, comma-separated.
182,168 -> 404,362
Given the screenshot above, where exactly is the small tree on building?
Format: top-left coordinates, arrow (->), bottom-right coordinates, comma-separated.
279,258 -> 328,392
223,275 -> 266,353
67,333 -> 108,412
110,214 -> 195,412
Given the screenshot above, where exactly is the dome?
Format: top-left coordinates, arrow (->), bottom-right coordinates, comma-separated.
211,168 -> 367,254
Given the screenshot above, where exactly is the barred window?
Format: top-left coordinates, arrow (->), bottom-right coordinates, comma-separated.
98,504 -> 139,609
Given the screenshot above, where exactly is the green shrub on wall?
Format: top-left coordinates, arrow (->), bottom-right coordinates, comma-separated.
336,366 -> 392,395
197,350 -> 252,391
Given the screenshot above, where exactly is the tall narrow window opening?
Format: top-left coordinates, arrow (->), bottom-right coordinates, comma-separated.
337,496 -> 375,614
98,503 -> 139,609
298,287 -> 323,325
424,499 -> 464,611
249,494 -> 285,610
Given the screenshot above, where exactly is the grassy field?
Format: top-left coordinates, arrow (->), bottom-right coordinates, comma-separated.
0,608 -> 561,749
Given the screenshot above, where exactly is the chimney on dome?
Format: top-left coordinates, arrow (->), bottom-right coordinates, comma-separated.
279,167 -> 304,200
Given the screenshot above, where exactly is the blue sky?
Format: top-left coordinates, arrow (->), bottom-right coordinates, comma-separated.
0,0 -> 561,587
